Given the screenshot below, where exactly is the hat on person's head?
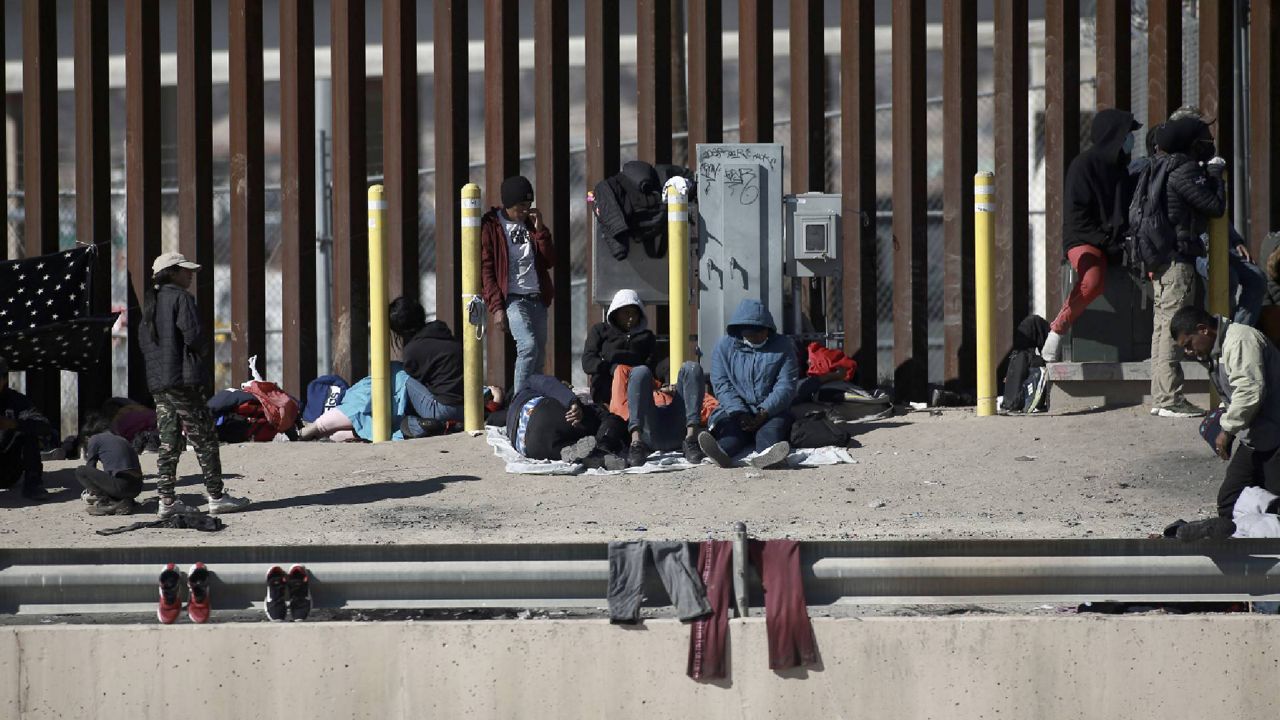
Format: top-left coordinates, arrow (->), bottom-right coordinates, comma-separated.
151,252 -> 201,275
500,176 -> 535,208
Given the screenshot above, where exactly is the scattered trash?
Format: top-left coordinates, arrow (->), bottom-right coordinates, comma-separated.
908,402 -> 928,411
743,471 -> 763,479
867,499 -> 887,509
1014,455 -> 1038,462
632,526 -> 648,532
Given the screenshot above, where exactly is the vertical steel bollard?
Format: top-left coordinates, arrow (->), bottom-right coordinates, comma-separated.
368,185 -> 390,442
732,521 -> 749,618
461,184 -> 485,434
1207,172 -> 1230,407
975,172 -> 997,417
667,185 -> 690,370
1207,172 -> 1231,317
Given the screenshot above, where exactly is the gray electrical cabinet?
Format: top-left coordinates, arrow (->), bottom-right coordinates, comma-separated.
1061,262 -> 1154,362
695,143 -> 785,361
784,193 -> 842,277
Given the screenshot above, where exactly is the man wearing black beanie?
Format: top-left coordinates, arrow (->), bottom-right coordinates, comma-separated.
480,175 -> 556,394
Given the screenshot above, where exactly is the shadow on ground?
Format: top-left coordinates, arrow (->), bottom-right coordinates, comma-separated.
242,475 -> 482,512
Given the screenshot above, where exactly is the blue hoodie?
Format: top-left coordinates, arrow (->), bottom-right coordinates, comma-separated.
708,299 -> 798,428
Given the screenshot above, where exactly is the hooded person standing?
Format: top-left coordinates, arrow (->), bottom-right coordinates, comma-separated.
480,175 -> 556,395
1042,108 -> 1141,362
698,299 -> 798,469
1143,116 -> 1227,418
581,289 -> 657,405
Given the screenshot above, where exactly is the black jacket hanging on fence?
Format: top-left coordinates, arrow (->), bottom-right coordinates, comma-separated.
593,161 -> 694,261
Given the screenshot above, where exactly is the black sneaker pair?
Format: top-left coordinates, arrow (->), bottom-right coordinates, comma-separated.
265,565 -> 313,622
87,498 -> 137,516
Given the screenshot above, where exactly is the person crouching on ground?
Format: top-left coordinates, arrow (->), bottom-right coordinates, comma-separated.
698,299 -> 797,469
481,175 -> 555,395
139,252 -> 250,518
582,289 -> 656,405
1172,305 -> 1280,516
76,413 -> 144,516
0,357 -> 56,502
505,374 -> 629,470
389,296 -> 466,439
1042,108 -> 1141,362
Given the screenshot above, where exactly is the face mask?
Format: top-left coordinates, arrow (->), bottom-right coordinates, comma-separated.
1122,133 -> 1135,154
743,337 -> 767,349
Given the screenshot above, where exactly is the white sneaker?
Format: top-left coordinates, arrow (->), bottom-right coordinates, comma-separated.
158,499 -> 197,518
1150,400 -> 1207,418
82,489 -> 103,505
1041,331 -> 1064,362
206,493 -> 251,515
749,441 -> 792,469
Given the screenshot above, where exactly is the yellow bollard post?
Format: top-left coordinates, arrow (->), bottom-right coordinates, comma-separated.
667,185 -> 689,370
974,172 -> 997,417
1207,172 -> 1230,408
461,184 -> 484,434
368,185 -> 390,442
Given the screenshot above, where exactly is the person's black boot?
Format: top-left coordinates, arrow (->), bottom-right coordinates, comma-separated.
1175,517 -> 1237,541
627,441 -> 651,468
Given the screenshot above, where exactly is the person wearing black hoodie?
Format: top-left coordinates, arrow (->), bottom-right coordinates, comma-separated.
389,297 -> 466,437
1042,108 -> 1141,362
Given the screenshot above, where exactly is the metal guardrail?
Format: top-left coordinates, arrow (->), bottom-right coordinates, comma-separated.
5,537 -> 1280,616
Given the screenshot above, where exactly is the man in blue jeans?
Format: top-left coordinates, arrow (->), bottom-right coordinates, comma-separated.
480,176 -> 556,395
625,361 -> 708,467
698,299 -> 797,469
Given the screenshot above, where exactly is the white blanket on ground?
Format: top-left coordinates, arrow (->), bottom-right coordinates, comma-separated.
485,426 -> 856,476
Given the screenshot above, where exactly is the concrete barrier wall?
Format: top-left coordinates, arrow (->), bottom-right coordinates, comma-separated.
5,615 -> 1280,719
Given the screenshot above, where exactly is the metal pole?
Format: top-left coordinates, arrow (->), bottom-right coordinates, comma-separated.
462,184 -> 485,434
667,185 -> 689,370
1208,171 -> 1231,416
368,185 -> 390,442
975,172 -> 997,416
732,521 -> 749,618
1234,0 -> 1249,240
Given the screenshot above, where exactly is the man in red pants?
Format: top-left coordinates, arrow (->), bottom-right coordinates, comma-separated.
1043,108 -> 1142,362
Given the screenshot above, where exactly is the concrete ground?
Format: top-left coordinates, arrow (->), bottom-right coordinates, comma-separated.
0,405 -> 1225,548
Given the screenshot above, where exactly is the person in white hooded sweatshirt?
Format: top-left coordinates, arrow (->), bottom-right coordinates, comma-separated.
582,289 -> 707,466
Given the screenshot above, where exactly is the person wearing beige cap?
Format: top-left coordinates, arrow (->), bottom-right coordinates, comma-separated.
139,252 -> 250,517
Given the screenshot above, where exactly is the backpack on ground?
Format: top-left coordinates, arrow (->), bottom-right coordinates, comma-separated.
1125,155 -> 1179,274
790,411 -> 851,448
303,374 -> 350,422
1000,315 -> 1052,414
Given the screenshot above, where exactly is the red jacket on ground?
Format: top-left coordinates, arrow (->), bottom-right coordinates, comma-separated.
479,208 -> 555,315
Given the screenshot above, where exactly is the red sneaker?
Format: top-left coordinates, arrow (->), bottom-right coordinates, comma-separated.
187,563 -> 211,624
157,564 -> 182,624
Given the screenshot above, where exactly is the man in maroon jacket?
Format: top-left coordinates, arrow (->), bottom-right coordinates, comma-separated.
481,176 -> 556,394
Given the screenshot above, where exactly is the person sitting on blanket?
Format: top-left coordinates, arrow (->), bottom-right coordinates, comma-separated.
505,373 -> 629,470
581,289 -> 657,405
76,413 -> 144,516
697,299 -> 798,469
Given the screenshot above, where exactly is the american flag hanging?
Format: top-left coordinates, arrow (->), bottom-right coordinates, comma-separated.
0,245 -> 117,372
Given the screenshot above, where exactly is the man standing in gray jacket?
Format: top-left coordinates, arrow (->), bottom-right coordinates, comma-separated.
1172,306 -> 1280,515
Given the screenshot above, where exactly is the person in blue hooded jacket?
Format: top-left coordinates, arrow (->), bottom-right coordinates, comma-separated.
697,299 -> 797,469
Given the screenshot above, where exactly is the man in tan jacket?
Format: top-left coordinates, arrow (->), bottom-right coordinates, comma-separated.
1172,306 -> 1280,516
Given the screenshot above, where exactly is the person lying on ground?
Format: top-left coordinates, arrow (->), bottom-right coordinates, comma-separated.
697,299 -> 797,469
1172,305 -> 1280,516
300,361 -> 490,442
0,357 -> 56,502
389,296 -> 465,438
582,289 -> 657,405
504,373 -> 628,470
76,413 -> 144,516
